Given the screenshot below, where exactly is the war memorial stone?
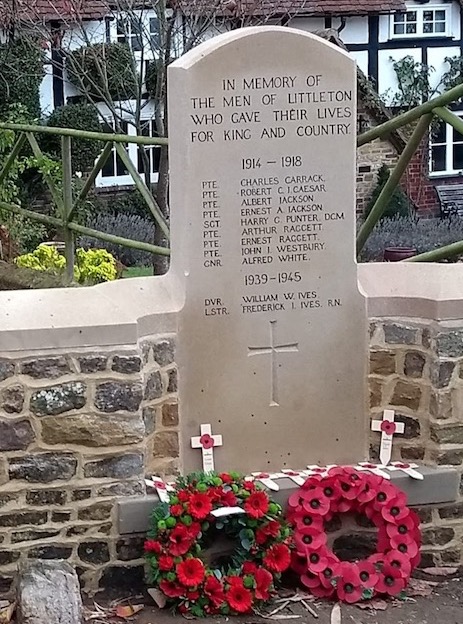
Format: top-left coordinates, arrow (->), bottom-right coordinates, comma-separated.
168,27 -> 367,474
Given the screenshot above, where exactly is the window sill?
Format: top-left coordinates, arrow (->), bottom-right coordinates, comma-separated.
429,171 -> 463,179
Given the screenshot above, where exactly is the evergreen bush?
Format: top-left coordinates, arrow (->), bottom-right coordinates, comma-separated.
0,39 -> 44,120
365,164 -> 411,220
66,43 -> 139,102
43,103 -> 101,173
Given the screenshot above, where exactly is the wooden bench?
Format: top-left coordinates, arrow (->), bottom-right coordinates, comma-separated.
435,184 -> 463,217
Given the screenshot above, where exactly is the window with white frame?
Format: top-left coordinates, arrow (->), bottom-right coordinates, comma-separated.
430,117 -> 463,175
116,13 -> 160,53
97,116 -> 160,188
138,120 -> 161,176
101,120 -> 129,179
391,6 -> 450,38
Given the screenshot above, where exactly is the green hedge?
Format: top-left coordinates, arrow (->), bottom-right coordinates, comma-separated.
43,103 -> 101,173
0,39 -> 44,120
66,43 -> 139,102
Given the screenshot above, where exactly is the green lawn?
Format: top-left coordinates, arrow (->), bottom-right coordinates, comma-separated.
122,266 -> 153,278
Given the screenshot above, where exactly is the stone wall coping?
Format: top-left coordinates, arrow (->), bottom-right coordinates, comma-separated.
359,262 -> 463,321
117,466 -> 459,535
2,263 -> 463,352
0,275 -> 181,352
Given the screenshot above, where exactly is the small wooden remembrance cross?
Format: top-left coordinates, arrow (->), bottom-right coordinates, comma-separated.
191,423 -> 223,472
248,320 -> 299,407
371,409 -> 404,465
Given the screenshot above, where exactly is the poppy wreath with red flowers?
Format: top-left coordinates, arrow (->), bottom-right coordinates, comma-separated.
145,472 -> 292,616
287,466 -> 421,603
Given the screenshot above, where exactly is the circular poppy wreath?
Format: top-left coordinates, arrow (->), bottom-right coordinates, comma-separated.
145,472 -> 292,616
287,466 -> 421,603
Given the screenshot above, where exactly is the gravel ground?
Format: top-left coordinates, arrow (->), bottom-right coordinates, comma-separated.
88,570 -> 463,624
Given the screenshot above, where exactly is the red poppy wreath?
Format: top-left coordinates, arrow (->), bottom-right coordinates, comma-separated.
145,472 -> 292,616
287,466 -> 421,603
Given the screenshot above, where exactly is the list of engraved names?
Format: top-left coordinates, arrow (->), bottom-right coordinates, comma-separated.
190,73 -> 354,318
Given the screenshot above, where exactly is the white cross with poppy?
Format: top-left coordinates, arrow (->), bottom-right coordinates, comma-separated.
145,477 -> 174,502
280,469 -> 309,486
386,461 -> 424,481
371,410 -> 405,466
191,423 -> 223,472
356,462 -> 391,480
250,471 -> 285,491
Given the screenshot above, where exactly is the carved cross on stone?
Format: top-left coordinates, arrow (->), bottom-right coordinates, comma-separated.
371,409 -> 405,465
248,320 -> 299,406
191,423 -> 223,472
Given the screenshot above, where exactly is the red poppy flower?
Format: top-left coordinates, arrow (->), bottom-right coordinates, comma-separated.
311,583 -> 336,598
373,482 -> 397,511
188,492 -> 212,520
381,420 -> 396,435
381,492 -> 408,522
291,551 -> 308,575
384,549 -> 412,577
390,535 -> 419,559
226,584 -> 253,613
263,543 -> 291,572
187,521 -> 202,539
144,539 -> 162,554
357,560 -> 379,589
158,555 -> 174,571
319,558 -> 340,589
204,575 -> 225,607
244,491 -> 270,519
169,525 -> 192,556
200,433 -> 215,449
294,526 -> 326,552
159,579 -> 184,598
357,476 -> 378,504
320,477 -> 341,503
301,571 -> 322,589
262,520 -> 281,538
376,563 -> 406,596
288,491 -> 304,511
242,561 -> 258,575
177,490 -> 190,503
336,564 -> 363,603
301,488 -> 330,516
170,504 -> 184,517
256,528 -> 269,545
207,486 -> 223,502
221,490 -> 237,506
243,480 -> 256,491
307,547 -> 338,574
255,568 -> 273,601
386,511 -> 416,539
176,558 -> 205,587
293,511 -> 324,533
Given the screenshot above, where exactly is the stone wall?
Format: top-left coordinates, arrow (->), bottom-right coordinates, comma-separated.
368,317 -> 463,566
1,266 -> 463,592
0,333 -> 178,595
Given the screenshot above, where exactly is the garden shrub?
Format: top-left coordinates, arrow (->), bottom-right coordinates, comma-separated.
42,103 -> 101,173
360,215 -> 463,262
15,244 -> 117,284
66,43 -> 139,102
79,211 -> 155,267
0,39 -> 44,120
365,164 -> 412,220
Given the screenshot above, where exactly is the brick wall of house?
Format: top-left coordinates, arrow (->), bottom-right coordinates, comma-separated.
404,137 -> 463,217
356,106 -> 400,216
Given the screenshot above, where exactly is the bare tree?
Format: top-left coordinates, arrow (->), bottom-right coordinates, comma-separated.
5,0 -> 308,272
